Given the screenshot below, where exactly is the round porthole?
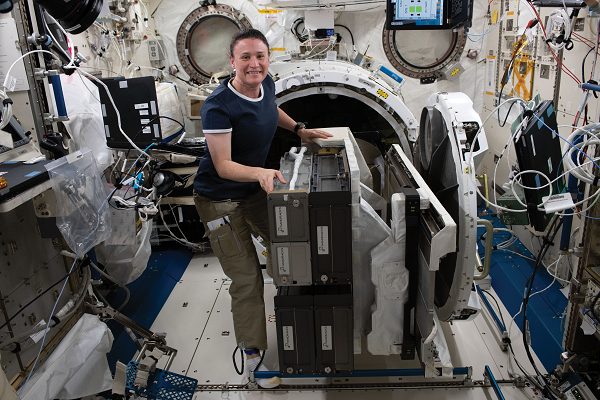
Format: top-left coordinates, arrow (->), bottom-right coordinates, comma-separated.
176,5 -> 252,84
382,29 -> 466,82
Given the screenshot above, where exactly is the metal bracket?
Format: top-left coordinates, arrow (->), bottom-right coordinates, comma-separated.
43,113 -> 68,124
34,68 -> 59,80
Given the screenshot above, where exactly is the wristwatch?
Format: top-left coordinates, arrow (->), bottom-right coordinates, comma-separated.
294,122 -> 306,133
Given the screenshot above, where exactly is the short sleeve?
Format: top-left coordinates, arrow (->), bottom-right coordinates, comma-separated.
200,96 -> 232,134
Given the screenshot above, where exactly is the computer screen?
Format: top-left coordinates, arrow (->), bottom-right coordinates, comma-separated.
386,0 -> 473,30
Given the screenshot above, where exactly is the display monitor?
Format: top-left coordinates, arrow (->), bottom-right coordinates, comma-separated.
386,0 -> 473,30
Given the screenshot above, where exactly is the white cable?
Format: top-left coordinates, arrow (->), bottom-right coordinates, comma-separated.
2,50 -> 58,90
288,146 -> 307,190
176,131 -> 187,144
564,126 -> 600,184
510,169 -> 553,210
0,88 -> 13,130
17,258 -> 79,399
75,67 -> 150,156
42,12 -> 76,68
466,97 -> 531,212
546,8 -> 572,51
507,256 -> 562,336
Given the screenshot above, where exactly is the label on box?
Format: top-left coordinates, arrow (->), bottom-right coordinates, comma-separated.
317,226 -> 329,255
30,320 -> 47,343
283,326 -> 294,350
321,326 -> 332,350
277,246 -> 290,275
135,103 -> 149,109
275,206 -> 288,236
542,193 -> 574,214
6,75 -> 17,92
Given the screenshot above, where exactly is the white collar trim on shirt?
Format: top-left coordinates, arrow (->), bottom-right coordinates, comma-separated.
228,80 -> 264,102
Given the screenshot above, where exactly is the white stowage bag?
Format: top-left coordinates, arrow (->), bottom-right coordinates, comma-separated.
155,82 -> 184,142
59,74 -> 113,171
20,314 -> 114,400
367,192 -> 410,355
96,219 -> 153,285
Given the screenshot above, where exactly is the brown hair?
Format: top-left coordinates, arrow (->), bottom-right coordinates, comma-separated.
229,28 -> 270,57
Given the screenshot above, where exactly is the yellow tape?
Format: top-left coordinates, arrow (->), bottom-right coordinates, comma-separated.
259,9 -> 282,13
491,9 -> 499,24
270,47 -> 286,51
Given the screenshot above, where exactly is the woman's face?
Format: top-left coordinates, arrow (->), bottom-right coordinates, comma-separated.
229,38 -> 269,89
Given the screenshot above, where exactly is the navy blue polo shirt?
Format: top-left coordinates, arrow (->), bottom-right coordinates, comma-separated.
194,75 -> 279,200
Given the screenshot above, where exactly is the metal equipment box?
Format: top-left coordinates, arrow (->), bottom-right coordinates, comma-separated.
275,286 -> 316,375
309,152 -> 352,285
272,242 -> 312,285
309,205 -> 352,284
267,191 -> 310,243
497,186 -> 529,226
313,285 -> 354,374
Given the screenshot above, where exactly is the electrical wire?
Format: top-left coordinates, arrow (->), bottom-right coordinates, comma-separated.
521,215 -> 563,400
0,255 -> 79,331
334,24 -> 355,45
467,11 -> 508,42
89,261 -> 131,312
525,2 -> 580,84
75,67 -> 151,156
2,50 -> 58,90
17,258 -> 79,399
546,8 -> 572,51
291,18 -> 308,43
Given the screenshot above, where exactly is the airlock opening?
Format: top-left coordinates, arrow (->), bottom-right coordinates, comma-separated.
265,94 -> 399,171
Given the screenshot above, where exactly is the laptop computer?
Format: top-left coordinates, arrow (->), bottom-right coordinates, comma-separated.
0,160 -> 52,203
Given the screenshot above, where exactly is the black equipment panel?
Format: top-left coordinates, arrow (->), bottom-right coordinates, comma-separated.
275,286 -> 316,375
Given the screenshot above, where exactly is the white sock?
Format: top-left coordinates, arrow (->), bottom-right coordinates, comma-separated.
246,356 -> 281,388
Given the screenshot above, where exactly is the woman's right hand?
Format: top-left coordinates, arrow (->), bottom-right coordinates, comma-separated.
256,168 -> 287,193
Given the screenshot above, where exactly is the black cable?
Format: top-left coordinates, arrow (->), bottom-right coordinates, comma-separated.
233,346 -> 244,375
125,115 -> 185,159
334,24 -> 355,45
521,216 -> 563,400
499,98 -> 521,128
291,18 -> 309,42
481,289 -> 507,328
108,115 -> 185,204
232,348 -> 267,377
0,260 -> 85,331
582,46 -> 595,84
508,342 -> 546,392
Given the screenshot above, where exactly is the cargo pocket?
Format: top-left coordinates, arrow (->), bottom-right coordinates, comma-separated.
208,223 -> 245,259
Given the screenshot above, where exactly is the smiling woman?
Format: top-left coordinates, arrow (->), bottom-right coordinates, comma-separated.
191,29 -> 331,389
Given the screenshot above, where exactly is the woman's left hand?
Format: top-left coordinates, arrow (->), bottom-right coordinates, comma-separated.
297,128 -> 333,144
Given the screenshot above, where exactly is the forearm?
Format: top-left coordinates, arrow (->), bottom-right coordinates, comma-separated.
214,159 -> 262,183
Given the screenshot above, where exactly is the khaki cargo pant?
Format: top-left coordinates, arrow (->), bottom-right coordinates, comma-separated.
194,189 -> 272,350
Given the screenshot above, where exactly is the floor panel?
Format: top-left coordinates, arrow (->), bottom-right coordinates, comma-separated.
149,253 -> 545,400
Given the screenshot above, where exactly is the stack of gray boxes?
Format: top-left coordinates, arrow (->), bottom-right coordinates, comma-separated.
269,147 -> 354,376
